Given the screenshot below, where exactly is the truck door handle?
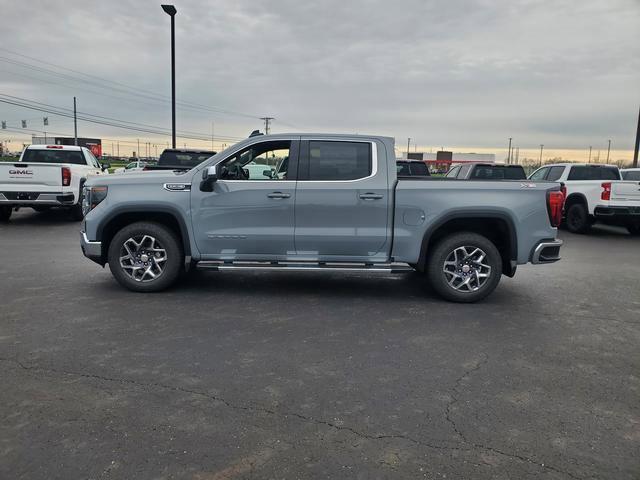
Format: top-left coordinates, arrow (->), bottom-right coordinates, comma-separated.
359,193 -> 383,200
267,191 -> 290,199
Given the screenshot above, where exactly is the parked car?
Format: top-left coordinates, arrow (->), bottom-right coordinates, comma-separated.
143,149 -> 215,172
446,163 -> 527,180
0,144 -> 109,221
114,160 -> 152,174
621,168 -> 640,181
396,160 -> 430,177
529,163 -> 640,234
80,133 -> 563,303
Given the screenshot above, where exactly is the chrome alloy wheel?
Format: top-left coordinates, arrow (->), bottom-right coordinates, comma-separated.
442,246 -> 491,292
119,235 -> 167,282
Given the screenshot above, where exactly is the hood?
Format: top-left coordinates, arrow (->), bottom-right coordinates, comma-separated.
86,169 -> 195,187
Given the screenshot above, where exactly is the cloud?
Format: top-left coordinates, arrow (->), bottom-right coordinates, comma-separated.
1,0 -> 638,151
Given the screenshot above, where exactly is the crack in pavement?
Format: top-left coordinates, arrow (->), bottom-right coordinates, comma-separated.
1,356 -> 584,479
443,355 -> 584,480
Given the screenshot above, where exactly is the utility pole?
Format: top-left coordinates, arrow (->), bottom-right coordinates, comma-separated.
211,121 -> 215,151
407,137 -> 411,156
161,5 -> 178,148
539,144 -> 544,167
588,146 -> 592,163
633,106 -> 640,168
507,137 -> 512,164
606,139 -> 611,163
260,117 -> 274,135
73,96 -> 78,145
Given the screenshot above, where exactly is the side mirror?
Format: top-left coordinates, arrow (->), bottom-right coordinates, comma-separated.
263,169 -> 273,178
102,163 -> 111,171
200,164 -> 219,191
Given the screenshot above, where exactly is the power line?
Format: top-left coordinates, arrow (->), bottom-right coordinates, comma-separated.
0,95 -> 244,143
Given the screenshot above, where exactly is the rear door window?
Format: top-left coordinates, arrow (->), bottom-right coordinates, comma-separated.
622,171 -> 640,181
22,149 -> 86,165
457,165 -> 472,179
409,162 -> 429,176
546,166 -> 565,181
304,141 -> 371,181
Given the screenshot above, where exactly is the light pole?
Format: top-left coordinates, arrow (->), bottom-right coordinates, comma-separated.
606,139 -> 611,163
588,146 -> 592,163
162,4 -> 177,149
539,144 -> 544,167
407,137 -> 411,157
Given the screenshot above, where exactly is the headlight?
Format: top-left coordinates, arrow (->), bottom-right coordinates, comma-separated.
82,186 -> 108,216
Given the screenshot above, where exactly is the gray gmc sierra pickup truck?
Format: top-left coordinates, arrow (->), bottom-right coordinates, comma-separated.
80,133 -> 564,302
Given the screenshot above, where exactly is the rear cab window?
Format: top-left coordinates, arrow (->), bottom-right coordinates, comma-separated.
21,148 -> 86,165
567,166 -> 620,180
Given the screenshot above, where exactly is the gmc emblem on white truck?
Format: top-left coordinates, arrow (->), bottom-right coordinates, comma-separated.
9,169 -> 33,175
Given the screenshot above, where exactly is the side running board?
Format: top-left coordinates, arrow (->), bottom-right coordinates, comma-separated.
196,261 -> 414,273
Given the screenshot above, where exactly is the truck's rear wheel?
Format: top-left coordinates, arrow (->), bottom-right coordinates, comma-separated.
427,232 -> 502,303
0,206 -> 12,222
108,222 -> 183,292
565,203 -> 591,234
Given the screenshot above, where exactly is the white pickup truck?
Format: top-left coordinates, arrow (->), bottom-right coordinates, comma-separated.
0,144 -> 109,221
529,163 -> 640,234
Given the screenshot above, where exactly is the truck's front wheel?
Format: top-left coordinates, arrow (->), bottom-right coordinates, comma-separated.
426,232 -> 502,303
108,222 -> 183,292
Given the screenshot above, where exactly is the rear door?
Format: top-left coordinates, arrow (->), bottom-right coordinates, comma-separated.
294,138 -> 389,260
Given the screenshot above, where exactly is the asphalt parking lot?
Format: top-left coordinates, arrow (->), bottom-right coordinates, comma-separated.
1,209 -> 639,480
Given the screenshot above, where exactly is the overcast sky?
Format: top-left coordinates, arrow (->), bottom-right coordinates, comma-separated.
1,0 -> 639,156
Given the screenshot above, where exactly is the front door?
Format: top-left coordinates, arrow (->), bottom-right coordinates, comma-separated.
294,139 -> 390,260
191,139 -> 298,259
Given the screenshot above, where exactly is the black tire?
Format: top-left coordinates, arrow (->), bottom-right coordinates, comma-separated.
565,203 -> 591,234
69,188 -> 84,221
426,232 -> 502,303
108,221 -> 183,292
32,206 -> 51,213
627,223 -> 640,236
0,206 -> 12,222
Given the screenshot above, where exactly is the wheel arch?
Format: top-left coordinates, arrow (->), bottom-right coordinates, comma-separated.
96,206 -> 191,265
417,211 -> 518,277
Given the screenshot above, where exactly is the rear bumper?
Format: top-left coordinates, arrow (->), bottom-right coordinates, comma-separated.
594,205 -> 640,218
531,239 -> 563,264
80,231 -> 103,265
0,191 -> 75,206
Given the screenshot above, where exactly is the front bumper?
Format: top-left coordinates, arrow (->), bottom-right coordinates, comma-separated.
80,231 -> 103,265
0,191 -> 75,206
531,239 -> 563,264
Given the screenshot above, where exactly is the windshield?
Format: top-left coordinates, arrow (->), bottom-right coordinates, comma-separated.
22,149 -> 86,165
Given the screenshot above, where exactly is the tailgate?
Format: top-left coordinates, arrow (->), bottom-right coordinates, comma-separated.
0,163 -> 63,190
611,181 -> 640,202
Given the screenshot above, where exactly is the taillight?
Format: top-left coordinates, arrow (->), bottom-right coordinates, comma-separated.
61,166 -> 71,186
601,182 -> 611,201
547,190 -> 564,228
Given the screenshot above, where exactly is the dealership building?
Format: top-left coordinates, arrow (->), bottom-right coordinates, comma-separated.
402,151 -> 496,171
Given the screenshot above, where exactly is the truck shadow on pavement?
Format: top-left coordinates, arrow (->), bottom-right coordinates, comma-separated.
2,208 -> 79,226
